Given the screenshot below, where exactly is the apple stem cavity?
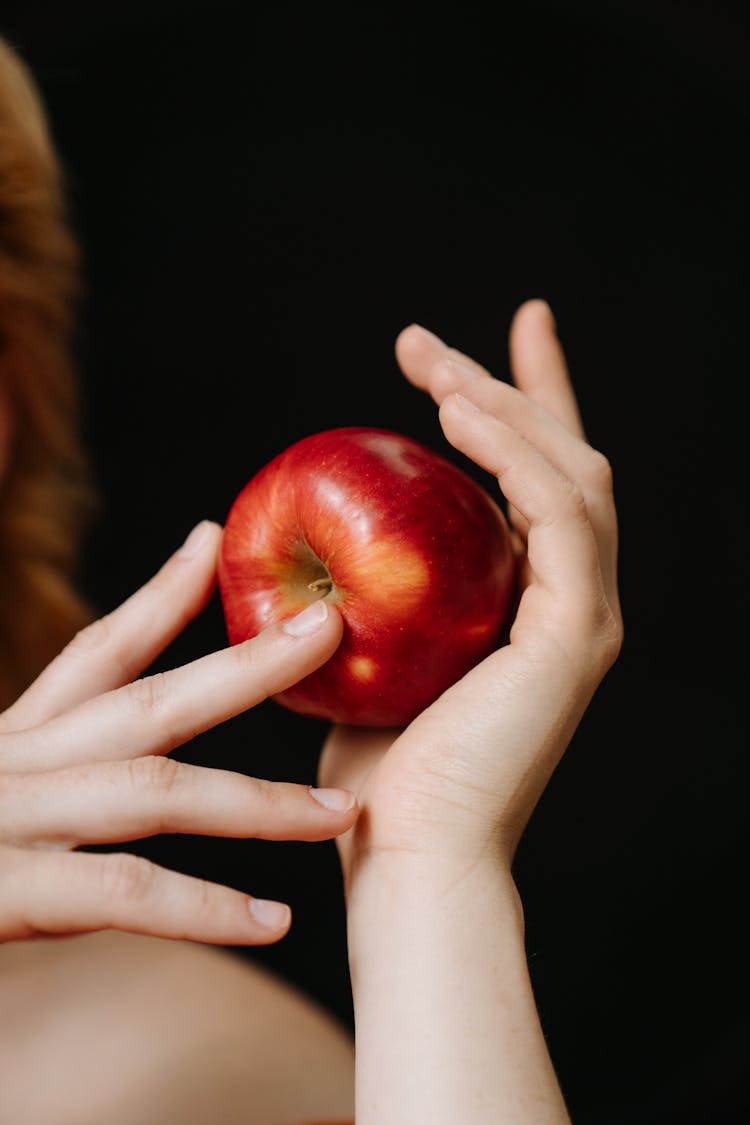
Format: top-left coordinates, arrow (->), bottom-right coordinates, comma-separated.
307,576 -> 333,596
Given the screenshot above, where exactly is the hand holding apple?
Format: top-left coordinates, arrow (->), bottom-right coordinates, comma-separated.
218,427 -> 516,727
318,302 -> 623,874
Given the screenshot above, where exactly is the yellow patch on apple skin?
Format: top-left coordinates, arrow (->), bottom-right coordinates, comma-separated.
345,536 -> 431,610
463,620 -> 497,639
348,655 -> 378,682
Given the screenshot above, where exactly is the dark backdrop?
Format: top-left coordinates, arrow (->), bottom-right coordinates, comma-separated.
2,2 -> 747,1122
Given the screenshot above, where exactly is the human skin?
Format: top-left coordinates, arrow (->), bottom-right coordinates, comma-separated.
0,522 -> 357,943
0,931 -> 356,1125
1,28 -> 358,1121
318,299 -> 623,1124
0,517 -> 360,1122
0,298 -> 620,1124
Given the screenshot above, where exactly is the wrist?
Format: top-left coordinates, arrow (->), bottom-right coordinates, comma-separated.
344,845 -> 523,938
339,807 -> 517,893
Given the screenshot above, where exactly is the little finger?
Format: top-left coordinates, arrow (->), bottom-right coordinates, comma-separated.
0,844 -> 293,945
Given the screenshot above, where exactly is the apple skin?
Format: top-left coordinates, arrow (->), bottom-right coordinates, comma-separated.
218,427 -> 515,727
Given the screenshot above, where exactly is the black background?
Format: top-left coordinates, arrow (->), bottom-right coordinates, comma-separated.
2,2 -> 747,1121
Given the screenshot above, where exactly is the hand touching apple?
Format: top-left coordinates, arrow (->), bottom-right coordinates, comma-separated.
319,299 -> 623,879
0,522 -> 356,944
219,427 -> 516,727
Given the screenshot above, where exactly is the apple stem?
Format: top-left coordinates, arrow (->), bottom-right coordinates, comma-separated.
307,577 -> 333,595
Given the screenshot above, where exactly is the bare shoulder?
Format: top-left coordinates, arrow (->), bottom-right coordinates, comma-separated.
0,931 -> 354,1125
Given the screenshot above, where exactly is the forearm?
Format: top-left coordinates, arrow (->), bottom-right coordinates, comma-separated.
346,850 -> 570,1125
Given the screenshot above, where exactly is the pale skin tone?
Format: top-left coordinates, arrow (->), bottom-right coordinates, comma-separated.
0,525 -> 356,942
0,523 -> 359,1122
319,298 -> 622,1123
0,299 -> 621,1123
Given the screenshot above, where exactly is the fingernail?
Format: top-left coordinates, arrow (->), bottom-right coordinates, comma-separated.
309,787 -> 356,812
282,599 -> 329,636
177,520 -> 210,558
453,392 -> 482,412
406,323 -> 445,348
249,898 -> 291,929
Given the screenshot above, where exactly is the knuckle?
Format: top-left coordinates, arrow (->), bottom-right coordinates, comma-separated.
245,774 -> 280,810
599,610 -> 625,668
193,876 -> 215,921
435,355 -> 467,386
126,754 -> 181,797
577,595 -> 624,676
233,638 -> 278,699
0,771 -> 34,836
167,874 -> 218,939
557,477 -> 589,523
234,636 -> 262,673
99,852 -> 155,903
0,769 -> 15,804
584,448 -> 615,496
66,615 -> 115,657
125,672 -> 168,718
65,614 -> 137,682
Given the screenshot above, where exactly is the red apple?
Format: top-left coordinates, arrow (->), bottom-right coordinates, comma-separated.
218,427 -> 515,727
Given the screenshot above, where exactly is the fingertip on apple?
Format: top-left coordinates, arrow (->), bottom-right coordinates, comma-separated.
309,786 -> 357,813
281,599 -> 344,644
219,427 -> 516,727
281,599 -> 330,637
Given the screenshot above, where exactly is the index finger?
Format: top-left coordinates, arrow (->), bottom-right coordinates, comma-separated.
2,602 -> 343,772
0,521 -> 222,733
508,300 -> 586,439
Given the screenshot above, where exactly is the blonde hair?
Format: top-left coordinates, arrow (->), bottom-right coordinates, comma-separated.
0,36 -> 94,710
